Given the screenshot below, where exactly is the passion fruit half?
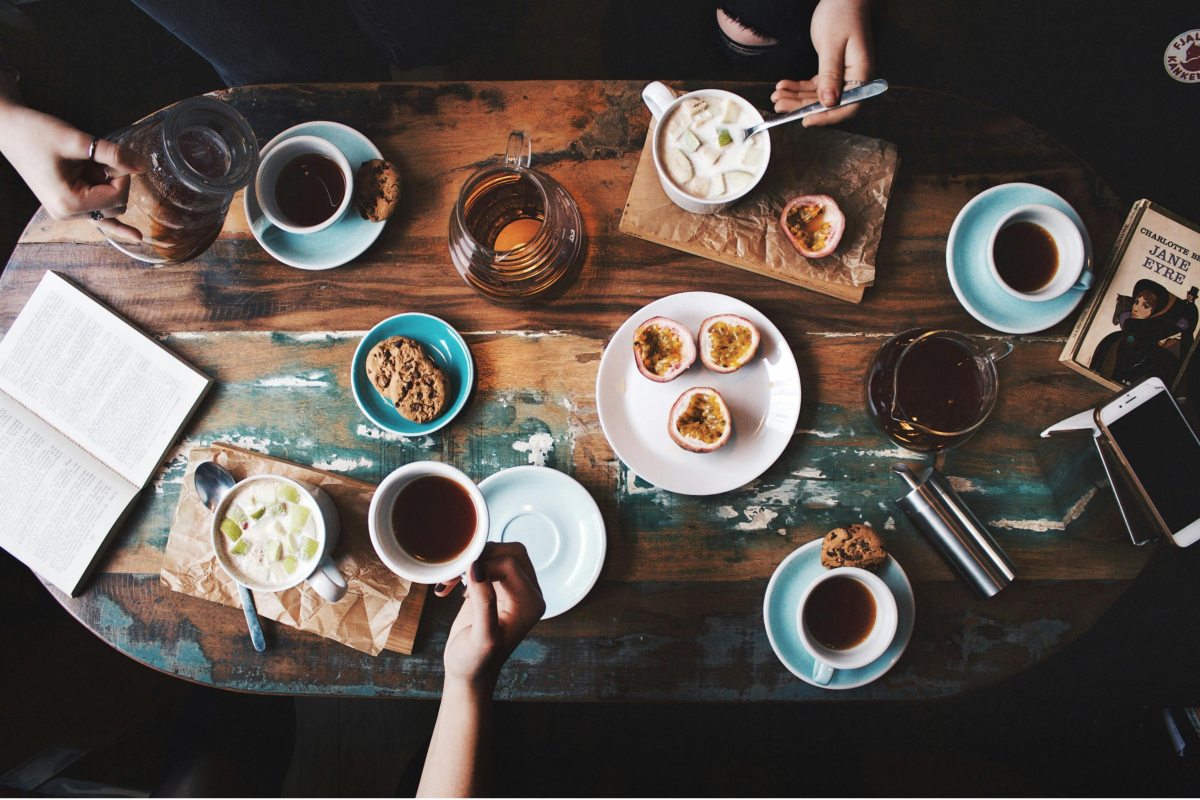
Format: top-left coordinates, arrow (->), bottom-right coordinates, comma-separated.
781,194 -> 845,259
668,387 -> 732,453
633,317 -> 696,382
698,314 -> 761,374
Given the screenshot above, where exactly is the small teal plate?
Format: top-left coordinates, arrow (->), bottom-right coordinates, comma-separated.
947,182 -> 1093,334
479,466 -> 606,619
763,539 -> 915,690
351,314 -> 474,436
244,121 -> 386,270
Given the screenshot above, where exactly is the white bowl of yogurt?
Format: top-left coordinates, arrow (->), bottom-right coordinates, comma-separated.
211,474 -> 347,602
642,81 -> 771,215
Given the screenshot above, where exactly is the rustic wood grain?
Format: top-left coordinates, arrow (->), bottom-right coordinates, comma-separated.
2,81 -> 1149,700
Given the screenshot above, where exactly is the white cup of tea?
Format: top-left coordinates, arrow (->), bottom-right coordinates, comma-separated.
797,567 -> 898,686
987,203 -> 1091,302
252,134 -> 353,237
368,462 -> 490,585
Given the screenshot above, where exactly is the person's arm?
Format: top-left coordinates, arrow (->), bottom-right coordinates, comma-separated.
0,66 -> 148,240
418,543 -> 545,798
770,0 -> 874,127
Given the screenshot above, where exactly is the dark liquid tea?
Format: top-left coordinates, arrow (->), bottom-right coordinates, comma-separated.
993,221 -> 1058,293
866,332 -> 985,452
463,173 -> 545,251
391,475 -> 477,564
275,153 -> 346,227
804,576 -> 877,650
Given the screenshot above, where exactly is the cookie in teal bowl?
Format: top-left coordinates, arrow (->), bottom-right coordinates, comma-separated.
352,314 -> 474,436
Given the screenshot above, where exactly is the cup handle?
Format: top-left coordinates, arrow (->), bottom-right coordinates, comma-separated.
1074,270 -> 1094,291
505,131 -> 532,168
812,661 -> 835,686
641,81 -> 676,122
308,555 -> 348,603
251,214 -> 274,239
985,341 -> 1014,362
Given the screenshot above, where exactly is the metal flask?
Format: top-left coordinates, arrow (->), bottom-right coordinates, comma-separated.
893,463 -> 1016,598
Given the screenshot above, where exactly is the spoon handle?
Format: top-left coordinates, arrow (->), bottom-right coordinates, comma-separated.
746,79 -> 889,138
238,584 -> 266,652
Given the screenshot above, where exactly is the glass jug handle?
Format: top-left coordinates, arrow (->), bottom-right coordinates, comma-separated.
505,131 -> 532,168
985,341 -> 1014,362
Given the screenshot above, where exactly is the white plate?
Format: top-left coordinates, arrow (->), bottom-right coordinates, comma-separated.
595,291 -> 801,495
479,466 -> 606,619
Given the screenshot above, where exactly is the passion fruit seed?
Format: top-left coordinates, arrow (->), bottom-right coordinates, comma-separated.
708,322 -> 754,368
635,325 -> 684,376
786,203 -> 832,253
676,393 -> 727,444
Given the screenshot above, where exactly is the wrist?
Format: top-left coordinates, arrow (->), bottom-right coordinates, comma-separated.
443,673 -> 498,702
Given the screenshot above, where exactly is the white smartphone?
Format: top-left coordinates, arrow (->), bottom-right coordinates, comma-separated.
1096,377 -> 1200,547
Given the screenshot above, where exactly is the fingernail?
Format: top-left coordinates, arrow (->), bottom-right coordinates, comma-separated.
433,583 -> 446,593
821,90 -> 837,106
470,560 -> 487,583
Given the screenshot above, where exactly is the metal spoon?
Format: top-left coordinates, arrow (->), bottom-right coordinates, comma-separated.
194,461 -> 266,652
742,79 -> 889,139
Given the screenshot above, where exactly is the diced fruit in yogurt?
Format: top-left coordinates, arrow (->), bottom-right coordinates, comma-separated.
248,505 -> 266,520
665,112 -> 689,140
717,129 -> 733,147
693,108 -> 713,125
246,562 -> 270,582
724,171 -> 755,194
286,504 -> 311,533
266,502 -> 286,517
684,98 -> 707,114
697,144 -> 722,165
721,99 -> 740,124
681,129 -> 700,153
274,521 -> 288,537
277,485 -> 300,504
266,540 -> 282,562
741,145 -> 764,169
283,556 -> 298,574
283,533 -> 297,554
665,149 -> 694,184
708,174 -> 725,198
230,539 -> 249,556
689,177 -> 711,197
302,537 -> 319,558
227,505 -> 248,526
220,518 -> 243,542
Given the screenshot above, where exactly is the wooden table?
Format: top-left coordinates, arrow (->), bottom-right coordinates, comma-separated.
1,81 -> 1151,700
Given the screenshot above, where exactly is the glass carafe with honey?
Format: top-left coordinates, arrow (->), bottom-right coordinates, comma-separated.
448,131 -> 584,302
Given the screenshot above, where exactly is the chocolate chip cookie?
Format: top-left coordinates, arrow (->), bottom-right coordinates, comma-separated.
365,336 -> 449,423
820,524 -> 887,571
353,158 -> 401,222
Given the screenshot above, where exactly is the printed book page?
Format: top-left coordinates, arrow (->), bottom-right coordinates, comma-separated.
0,272 -> 210,488
0,392 -> 138,595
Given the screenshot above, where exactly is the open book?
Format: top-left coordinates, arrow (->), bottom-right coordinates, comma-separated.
0,272 -> 212,596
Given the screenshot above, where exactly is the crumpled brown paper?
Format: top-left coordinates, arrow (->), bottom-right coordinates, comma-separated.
160,442 -> 417,656
621,104 -> 899,289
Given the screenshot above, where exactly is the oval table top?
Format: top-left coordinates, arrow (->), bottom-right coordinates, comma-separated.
0,81 -> 1150,700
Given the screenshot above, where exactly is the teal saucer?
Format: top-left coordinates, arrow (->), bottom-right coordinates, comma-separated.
244,121 -> 386,270
479,466 -> 606,619
947,182 -> 1093,334
351,314 -> 474,436
763,539 -> 915,690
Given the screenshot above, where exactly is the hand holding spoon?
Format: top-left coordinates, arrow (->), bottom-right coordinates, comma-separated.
194,461 -> 266,653
742,79 -> 889,139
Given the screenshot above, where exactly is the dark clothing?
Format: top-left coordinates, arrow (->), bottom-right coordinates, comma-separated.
130,0 -> 512,87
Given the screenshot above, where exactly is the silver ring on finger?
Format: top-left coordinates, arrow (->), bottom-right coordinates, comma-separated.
843,80 -> 865,87
89,210 -> 105,221
88,137 -> 100,161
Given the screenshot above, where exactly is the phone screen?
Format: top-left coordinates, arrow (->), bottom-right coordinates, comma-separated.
1107,392 -> 1200,534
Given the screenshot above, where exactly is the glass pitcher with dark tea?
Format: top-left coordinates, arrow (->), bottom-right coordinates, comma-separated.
448,131 -> 583,302
864,329 -> 1012,453
103,97 -> 258,264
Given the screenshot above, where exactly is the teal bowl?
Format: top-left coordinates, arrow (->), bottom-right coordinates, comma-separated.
351,313 -> 474,436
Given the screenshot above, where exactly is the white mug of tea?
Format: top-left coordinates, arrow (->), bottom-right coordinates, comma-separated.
987,204 -> 1091,302
797,567 -> 898,686
252,135 -> 353,237
368,461 -> 490,585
